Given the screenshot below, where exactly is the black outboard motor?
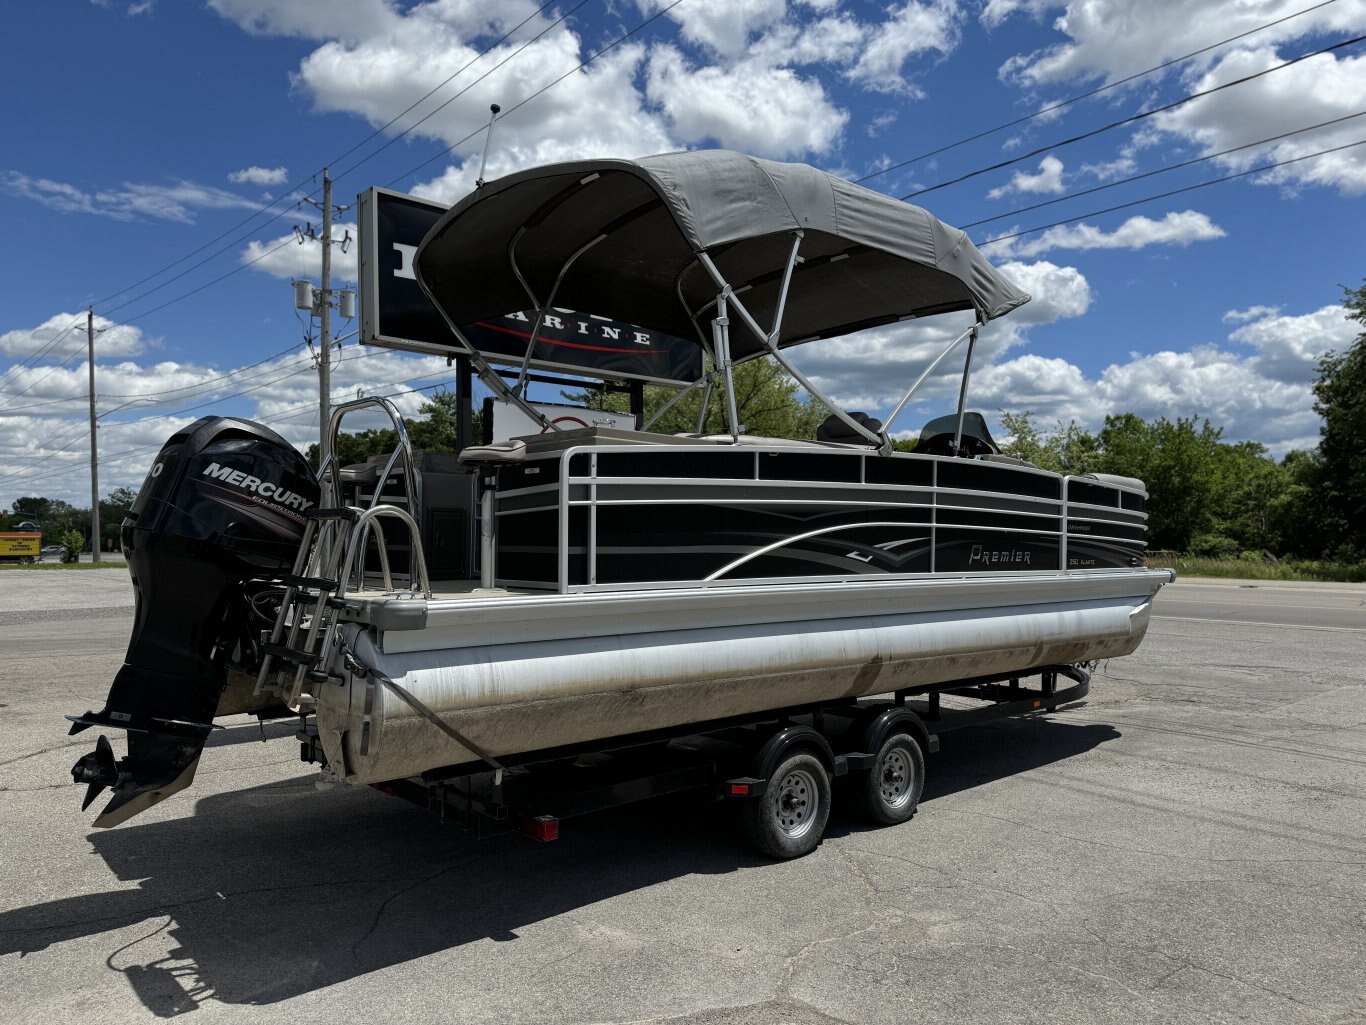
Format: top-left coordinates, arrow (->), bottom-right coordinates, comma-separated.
68,417 -> 319,827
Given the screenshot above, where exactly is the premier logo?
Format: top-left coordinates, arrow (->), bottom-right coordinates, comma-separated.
968,544 -> 1031,566
201,463 -> 314,512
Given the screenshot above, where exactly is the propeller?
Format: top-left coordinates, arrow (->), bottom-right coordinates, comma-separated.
71,735 -> 120,811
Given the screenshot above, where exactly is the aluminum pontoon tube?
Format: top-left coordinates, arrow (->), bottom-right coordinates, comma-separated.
316,583 -> 1162,784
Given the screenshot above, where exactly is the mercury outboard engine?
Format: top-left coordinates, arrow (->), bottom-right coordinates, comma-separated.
68,416 -> 319,827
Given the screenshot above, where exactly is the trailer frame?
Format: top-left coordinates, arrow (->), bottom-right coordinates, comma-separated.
294,663 -> 1089,857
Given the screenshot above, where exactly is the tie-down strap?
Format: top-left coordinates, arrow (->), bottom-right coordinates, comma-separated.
342,645 -> 506,772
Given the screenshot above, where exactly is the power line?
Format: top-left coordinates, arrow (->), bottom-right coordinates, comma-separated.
0,344 -> 308,417
857,0 -> 1343,184
900,32 -> 1366,201
98,344 -> 304,399
976,137 -> 1366,249
0,347 -> 88,410
81,3 -> 582,326
961,109 -> 1366,229
389,0 -> 688,187
6,365 -> 455,490
109,235 -> 299,328
0,357 -> 321,486
0,315 -> 86,393
333,0 -> 595,186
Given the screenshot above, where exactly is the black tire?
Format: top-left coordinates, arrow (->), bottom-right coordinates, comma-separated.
741,751 -> 831,860
853,732 -> 924,826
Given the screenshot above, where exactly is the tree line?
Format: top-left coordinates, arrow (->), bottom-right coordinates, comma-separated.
1,488 -> 138,553
998,279 -> 1365,564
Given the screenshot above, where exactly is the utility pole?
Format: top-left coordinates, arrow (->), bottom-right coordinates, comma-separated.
87,308 -> 100,563
295,169 -> 352,469
318,168 -> 333,468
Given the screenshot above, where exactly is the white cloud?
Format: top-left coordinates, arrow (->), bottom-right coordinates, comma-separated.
847,0 -> 960,93
1227,303 -> 1356,383
645,47 -> 847,157
1222,304 -> 1280,323
229,165 -> 288,186
996,260 -> 1091,324
207,0 -> 397,41
638,0 -> 788,60
295,13 -> 675,195
788,258 -> 1092,412
987,210 -> 1225,258
0,313 -> 150,360
980,0 -> 1051,29
990,0 -> 1366,89
0,342 -> 456,506
1150,47 -> 1366,196
987,155 -> 1065,199
0,172 -> 267,223
988,2 -> 1366,195
241,224 -> 359,282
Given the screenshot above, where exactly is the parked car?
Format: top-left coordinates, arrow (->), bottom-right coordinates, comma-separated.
39,545 -> 65,561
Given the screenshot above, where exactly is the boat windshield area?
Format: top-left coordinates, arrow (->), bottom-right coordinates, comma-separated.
911,412 -> 1001,457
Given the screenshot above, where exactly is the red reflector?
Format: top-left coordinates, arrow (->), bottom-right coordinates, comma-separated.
522,815 -> 559,842
1032,700 -> 1042,708
730,783 -> 750,795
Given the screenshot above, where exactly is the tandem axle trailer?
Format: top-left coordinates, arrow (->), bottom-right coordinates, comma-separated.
296,664 -> 1088,859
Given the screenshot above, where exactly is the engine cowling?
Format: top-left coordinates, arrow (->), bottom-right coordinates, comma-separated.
69,417 -> 319,827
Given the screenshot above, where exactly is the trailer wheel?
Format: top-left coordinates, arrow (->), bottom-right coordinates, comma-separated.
742,751 -> 831,860
853,733 -> 924,826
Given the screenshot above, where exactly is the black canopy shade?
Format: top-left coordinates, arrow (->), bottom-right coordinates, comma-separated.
415,150 -> 1030,366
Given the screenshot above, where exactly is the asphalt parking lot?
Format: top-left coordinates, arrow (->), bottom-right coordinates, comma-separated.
1,570 -> 1364,1025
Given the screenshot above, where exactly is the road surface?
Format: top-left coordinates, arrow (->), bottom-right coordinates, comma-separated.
1,574 -> 1364,1024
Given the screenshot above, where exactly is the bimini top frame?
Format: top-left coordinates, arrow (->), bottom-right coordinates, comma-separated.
412,150 -> 1030,449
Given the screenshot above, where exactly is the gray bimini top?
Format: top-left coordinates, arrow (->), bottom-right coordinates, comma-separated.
414,150 -> 1029,364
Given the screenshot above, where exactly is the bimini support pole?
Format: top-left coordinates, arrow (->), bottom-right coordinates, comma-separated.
641,375 -> 705,432
879,322 -> 978,442
412,278 -> 555,433
695,373 -> 714,434
508,231 -> 607,407
696,243 -> 887,452
952,320 -> 982,455
711,294 -> 741,440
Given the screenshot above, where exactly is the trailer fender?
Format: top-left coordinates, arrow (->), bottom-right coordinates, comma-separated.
726,725 -> 839,799
856,707 -> 938,763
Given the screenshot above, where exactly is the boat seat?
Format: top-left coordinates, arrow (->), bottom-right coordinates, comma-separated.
815,412 -> 882,445
514,426 -> 709,456
1081,471 -> 1144,491
338,462 -> 380,484
458,439 -> 527,465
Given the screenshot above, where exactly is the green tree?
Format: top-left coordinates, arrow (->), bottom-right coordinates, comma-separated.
577,357 -> 828,439
1268,449 -> 1328,558
1311,279 -> 1366,559
1210,441 -> 1286,553
305,390 -> 480,468
98,487 -> 138,551
12,496 -> 82,541
998,411 -> 1099,475
1097,414 -> 1226,552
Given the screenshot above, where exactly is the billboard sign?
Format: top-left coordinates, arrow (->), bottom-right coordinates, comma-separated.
357,187 -> 702,387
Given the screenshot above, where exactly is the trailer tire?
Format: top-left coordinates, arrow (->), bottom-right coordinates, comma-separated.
742,751 -> 831,860
853,732 -> 924,826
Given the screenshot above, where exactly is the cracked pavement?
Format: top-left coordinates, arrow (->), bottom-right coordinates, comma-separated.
1,573 -> 1364,1024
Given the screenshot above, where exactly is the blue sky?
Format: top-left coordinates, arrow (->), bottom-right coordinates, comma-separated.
2,0 -> 1363,507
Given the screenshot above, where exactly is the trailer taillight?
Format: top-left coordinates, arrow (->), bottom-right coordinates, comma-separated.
522,814 -> 559,842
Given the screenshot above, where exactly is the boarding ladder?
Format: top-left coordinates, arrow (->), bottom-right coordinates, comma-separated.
254,397 -> 433,710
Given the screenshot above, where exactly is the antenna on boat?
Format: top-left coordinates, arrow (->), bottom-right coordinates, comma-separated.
476,103 -> 501,189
